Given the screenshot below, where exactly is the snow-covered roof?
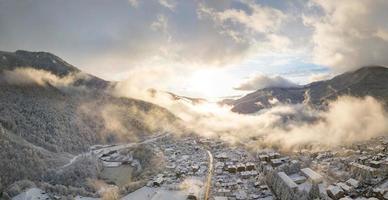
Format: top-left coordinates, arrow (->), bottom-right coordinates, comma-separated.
277,172 -> 298,189
301,168 -> 323,183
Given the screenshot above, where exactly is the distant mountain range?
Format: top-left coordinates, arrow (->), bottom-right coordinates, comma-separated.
228,66 -> 388,114
0,50 -> 179,192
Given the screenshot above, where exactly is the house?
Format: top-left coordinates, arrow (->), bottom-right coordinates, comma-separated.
349,162 -> 378,181
345,178 -> 359,188
214,197 -> 228,200
327,185 -> 345,200
246,162 -> 255,171
300,168 -> 323,184
369,160 -> 382,168
153,176 -> 164,187
236,163 -> 246,172
270,159 -> 283,167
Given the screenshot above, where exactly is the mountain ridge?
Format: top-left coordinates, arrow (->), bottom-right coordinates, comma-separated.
230,66 -> 388,114
0,50 -> 109,89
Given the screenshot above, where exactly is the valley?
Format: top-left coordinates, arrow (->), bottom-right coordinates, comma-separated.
2,0 -> 388,199
0,50 -> 387,200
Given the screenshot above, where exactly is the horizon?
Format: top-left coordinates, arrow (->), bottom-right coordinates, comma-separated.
2,0 -> 388,98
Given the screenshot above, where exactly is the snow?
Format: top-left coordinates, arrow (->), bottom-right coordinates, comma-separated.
298,182 -> 312,192
12,188 -> 49,200
318,183 -> 328,197
75,196 -> 99,200
277,172 -> 298,189
301,168 -> 323,183
346,178 -> 359,188
122,186 -> 157,200
122,186 -> 187,200
289,173 -> 307,184
339,197 -> 353,200
214,197 -> 228,200
151,189 -> 187,200
257,197 -> 274,200
61,152 -> 91,169
327,185 -> 344,198
337,182 -> 352,193
102,161 -> 121,167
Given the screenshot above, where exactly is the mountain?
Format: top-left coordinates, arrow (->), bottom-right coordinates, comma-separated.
0,50 -> 180,194
0,50 -> 109,89
230,66 -> 388,114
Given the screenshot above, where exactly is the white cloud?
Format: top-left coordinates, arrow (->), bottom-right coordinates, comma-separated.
0,0 -> 305,80
112,65 -> 179,100
150,14 -> 169,35
265,96 -> 388,149
375,28 -> 388,41
306,0 -> 388,71
197,1 -> 286,43
234,73 -> 298,91
114,79 -> 388,150
1,68 -> 76,87
158,0 -> 176,10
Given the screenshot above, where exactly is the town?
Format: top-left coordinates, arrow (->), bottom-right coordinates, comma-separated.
12,134 -> 388,200
88,134 -> 388,200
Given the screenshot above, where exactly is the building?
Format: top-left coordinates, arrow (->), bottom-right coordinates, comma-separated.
300,168 -> 323,184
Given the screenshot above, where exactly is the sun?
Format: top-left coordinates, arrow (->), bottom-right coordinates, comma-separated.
187,69 -> 234,99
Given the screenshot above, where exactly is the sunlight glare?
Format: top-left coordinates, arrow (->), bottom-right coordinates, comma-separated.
187,69 -> 233,98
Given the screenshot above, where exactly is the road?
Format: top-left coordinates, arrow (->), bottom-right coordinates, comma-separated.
203,150 -> 214,200
59,133 -> 169,169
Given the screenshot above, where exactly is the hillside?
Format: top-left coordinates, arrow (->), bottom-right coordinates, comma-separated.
0,50 -> 109,89
0,50 -> 180,193
231,66 -> 388,114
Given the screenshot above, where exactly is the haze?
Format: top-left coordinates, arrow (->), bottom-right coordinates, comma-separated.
1,1 -> 388,200
2,0 -> 388,97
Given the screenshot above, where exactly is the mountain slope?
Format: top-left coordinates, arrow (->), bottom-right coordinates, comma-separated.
0,50 -> 109,89
231,66 -> 388,114
0,50 -> 180,192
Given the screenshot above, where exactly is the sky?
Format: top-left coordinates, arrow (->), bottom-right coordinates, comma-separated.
1,0 -> 388,98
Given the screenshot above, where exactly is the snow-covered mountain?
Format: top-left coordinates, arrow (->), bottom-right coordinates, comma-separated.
0,50 -> 179,193
230,66 -> 388,114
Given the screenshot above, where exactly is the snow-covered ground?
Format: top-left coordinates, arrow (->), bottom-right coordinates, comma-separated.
121,186 -> 187,200
60,133 -> 169,169
12,188 -> 49,200
75,196 -> 99,200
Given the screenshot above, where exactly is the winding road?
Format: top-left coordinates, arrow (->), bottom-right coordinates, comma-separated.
59,133 -> 169,169
203,150 -> 214,200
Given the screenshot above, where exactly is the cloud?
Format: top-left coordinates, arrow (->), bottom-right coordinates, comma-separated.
0,0 -> 295,80
169,95 -> 387,150
186,96 -> 388,150
112,65 -> 180,102
158,0 -> 176,10
265,96 -> 388,149
150,14 -> 170,38
114,73 -> 388,151
196,1 -> 291,54
234,73 -> 298,91
0,68 -> 76,87
199,1 -> 285,34
306,0 -> 388,72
